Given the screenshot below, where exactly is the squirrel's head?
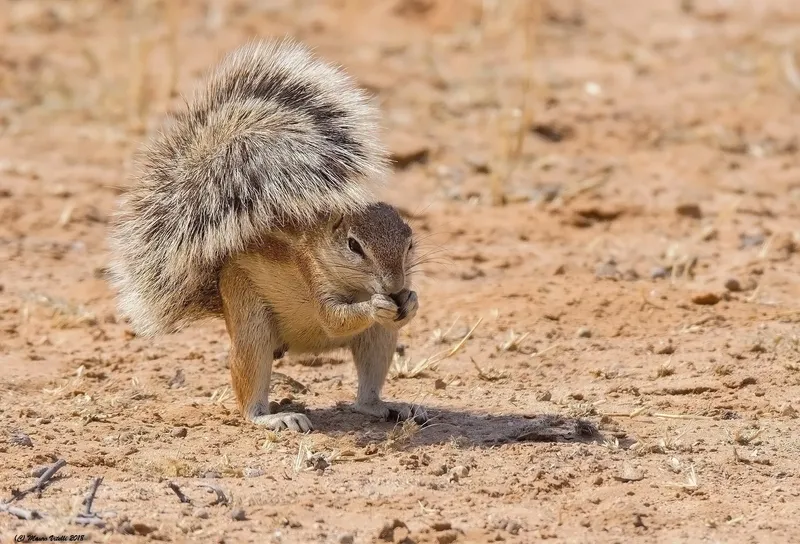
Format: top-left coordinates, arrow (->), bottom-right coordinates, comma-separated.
318,202 -> 415,300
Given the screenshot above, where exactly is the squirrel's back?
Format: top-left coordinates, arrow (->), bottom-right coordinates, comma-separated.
109,39 -> 389,336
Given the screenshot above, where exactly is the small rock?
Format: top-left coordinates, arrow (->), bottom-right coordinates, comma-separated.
168,368 -> 186,388
193,508 -> 209,519
339,534 -> 355,544
576,327 -> 592,338
535,390 -> 552,402
650,266 -> 670,280
739,232 -> 766,249
172,427 -> 188,438
243,467 -> 264,478
131,522 -> 157,536
460,266 -> 485,281
531,122 -> 574,143
536,183 -> 563,204
495,519 -> 522,535
780,404 -> 798,418
654,340 -> 675,355
700,225 -> 718,241
466,155 -> 490,174
434,378 -> 447,390
9,432 -> 33,447
691,292 -> 720,305
592,476 -> 603,486
676,203 -> 702,219
306,453 -> 330,472
378,519 -> 407,541
29,466 -> 48,478
231,508 -> 247,521
724,278 -> 742,292
622,268 -> 640,281
451,465 -> 469,478
389,135 -> 430,171
436,530 -> 459,544
614,462 -> 644,482
594,259 -> 619,279
431,521 -> 452,531
431,464 -> 449,476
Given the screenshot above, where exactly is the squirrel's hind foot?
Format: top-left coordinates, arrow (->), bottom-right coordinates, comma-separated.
250,412 -> 313,432
352,400 -> 428,425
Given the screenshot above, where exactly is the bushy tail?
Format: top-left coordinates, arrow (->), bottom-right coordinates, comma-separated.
108,38 -> 388,336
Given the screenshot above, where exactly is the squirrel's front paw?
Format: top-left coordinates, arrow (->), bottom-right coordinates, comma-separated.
370,294 -> 400,327
371,291 -> 418,329
390,289 -> 418,328
250,413 -> 313,432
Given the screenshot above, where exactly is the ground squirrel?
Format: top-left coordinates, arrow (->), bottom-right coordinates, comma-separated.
109,39 -> 426,432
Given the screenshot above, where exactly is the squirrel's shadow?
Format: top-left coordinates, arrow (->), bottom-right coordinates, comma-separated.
303,406 -> 606,448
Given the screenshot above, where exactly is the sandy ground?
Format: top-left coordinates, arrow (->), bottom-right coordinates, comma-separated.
2,0 -> 800,542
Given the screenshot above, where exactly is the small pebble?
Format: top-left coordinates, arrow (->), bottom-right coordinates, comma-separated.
535,390 -> 552,402
231,508 -> 247,521
29,466 -> 48,478
193,509 -> 209,519
243,467 -> 264,478
780,404 -> 798,418
615,462 -> 644,482
451,465 -> 469,478
576,327 -> 592,338
172,427 -> 188,438
724,278 -> 742,292
675,202 -> 702,219
437,531 -> 459,544
691,292 -> 720,305
595,260 -> 619,279
654,340 -> 675,355
431,521 -> 452,531
9,432 -> 33,447
650,266 -> 670,279
338,534 -> 354,544
700,226 -> 718,241
434,378 -> 447,390
739,232 -> 766,249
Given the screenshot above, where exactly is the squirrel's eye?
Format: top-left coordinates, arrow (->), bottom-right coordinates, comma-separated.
408,240 -> 414,252
347,237 -> 365,257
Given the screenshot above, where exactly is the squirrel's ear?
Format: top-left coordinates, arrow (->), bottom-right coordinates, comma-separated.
331,213 -> 344,232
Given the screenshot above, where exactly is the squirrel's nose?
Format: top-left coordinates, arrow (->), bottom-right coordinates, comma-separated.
383,275 -> 405,296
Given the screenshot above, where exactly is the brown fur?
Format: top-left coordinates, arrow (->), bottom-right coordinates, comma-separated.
219,202 -> 423,430
108,38 -> 424,431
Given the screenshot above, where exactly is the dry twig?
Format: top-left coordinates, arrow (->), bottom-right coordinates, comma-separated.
10,459 -> 67,502
168,481 -> 191,504
0,502 -> 43,520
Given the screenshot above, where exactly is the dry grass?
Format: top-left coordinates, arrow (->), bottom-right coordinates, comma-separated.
384,419 -> 421,450
496,330 -> 530,353
22,292 -> 98,329
654,359 -> 675,378
487,0 -> 540,206
725,426 -> 763,446
470,357 -> 507,381
391,317 -> 482,378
